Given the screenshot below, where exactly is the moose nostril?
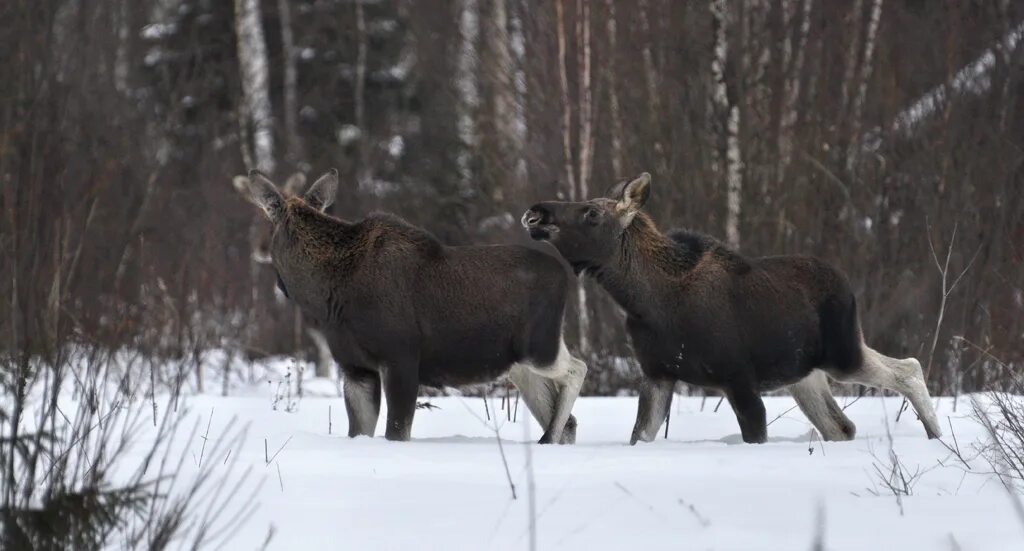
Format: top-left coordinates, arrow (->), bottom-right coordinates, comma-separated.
521,210 -> 542,228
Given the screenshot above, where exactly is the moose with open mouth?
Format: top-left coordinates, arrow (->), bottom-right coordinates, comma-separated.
523,173 -> 941,444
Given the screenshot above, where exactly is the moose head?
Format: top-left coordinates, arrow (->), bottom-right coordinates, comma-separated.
522,172 -> 651,270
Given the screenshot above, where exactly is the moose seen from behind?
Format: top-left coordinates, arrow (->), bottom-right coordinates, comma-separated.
233,169 -> 587,443
523,173 -> 941,444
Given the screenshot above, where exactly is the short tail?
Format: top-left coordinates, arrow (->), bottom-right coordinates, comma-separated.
820,293 -> 863,374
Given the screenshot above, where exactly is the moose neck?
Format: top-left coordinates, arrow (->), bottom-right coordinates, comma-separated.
587,213 -> 695,322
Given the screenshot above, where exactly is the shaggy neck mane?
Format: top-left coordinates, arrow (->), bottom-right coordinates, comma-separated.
278,198 -> 443,271
584,212 -> 712,320
278,198 -> 362,265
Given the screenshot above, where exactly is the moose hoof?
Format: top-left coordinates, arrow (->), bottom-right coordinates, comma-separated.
538,432 -> 555,444
558,416 -> 577,445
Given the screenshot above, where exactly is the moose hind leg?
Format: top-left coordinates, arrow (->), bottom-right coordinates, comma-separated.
726,385 -> 767,444
509,365 -> 559,438
835,344 -> 941,439
508,365 -> 580,445
343,367 -> 381,438
789,370 -> 856,441
630,377 -> 674,445
511,340 -> 587,445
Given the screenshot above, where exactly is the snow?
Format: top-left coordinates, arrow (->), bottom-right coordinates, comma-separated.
92,374 -> 1024,550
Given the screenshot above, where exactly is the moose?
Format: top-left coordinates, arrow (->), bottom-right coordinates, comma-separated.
232,169 -> 587,443
523,173 -> 941,444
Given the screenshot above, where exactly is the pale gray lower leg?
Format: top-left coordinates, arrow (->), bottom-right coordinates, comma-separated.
510,341 -> 588,445
789,370 -> 856,441
842,344 -> 942,439
630,377 -> 675,445
343,368 -> 381,438
508,363 -> 557,432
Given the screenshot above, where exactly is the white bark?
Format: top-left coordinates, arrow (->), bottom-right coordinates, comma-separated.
510,0 -> 529,187
711,0 -> 742,249
456,0 -> 480,194
234,0 -> 275,174
576,0 -> 593,200
577,0 -> 593,354
355,0 -> 370,184
886,20 -> 1024,141
555,0 -> 576,198
485,0 -> 521,196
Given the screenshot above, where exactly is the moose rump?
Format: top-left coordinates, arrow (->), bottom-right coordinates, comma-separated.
232,169 -> 587,443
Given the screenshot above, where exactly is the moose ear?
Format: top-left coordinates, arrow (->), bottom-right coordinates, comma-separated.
304,169 -> 338,212
233,170 -> 285,222
616,172 -> 652,212
282,172 -> 307,196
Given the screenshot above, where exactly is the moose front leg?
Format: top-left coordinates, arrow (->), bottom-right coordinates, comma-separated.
380,362 -> 419,441
342,366 -> 381,438
726,384 -> 767,444
630,377 -> 675,445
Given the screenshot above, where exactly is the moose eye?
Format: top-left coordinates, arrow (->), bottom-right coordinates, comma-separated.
583,207 -> 601,225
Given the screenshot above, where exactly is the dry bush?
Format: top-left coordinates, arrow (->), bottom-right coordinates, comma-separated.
0,345 -> 259,550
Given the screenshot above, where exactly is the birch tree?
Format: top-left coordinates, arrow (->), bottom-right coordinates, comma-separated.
710,0 -> 743,249
576,0 -> 594,357
234,0 -> 275,174
456,0 -> 480,196
555,0 -> 576,197
484,0 -> 522,198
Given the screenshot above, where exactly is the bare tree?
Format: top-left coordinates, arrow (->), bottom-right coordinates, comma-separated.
777,0 -> 813,186
456,0 -> 480,196
278,0 -> 302,165
556,0 -> 576,198
354,0 -> 370,186
234,0 -> 275,174
603,0 -> 625,177
846,0 -> 883,172
710,0 -> 743,249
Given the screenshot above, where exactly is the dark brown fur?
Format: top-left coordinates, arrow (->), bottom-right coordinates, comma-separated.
522,173 -> 940,444
235,170 -> 581,442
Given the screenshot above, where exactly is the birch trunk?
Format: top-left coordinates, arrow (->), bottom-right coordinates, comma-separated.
354,0 -> 370,184
456,0 -> 480,195
235,0 -> 275,356
555,0 -> 576,197
510,0 -> 529,187
234,0 -> 275,174
711,0 -> 743,249
484,0 -> 519,197
575,0 -> 593,357
575,0 -> 593,200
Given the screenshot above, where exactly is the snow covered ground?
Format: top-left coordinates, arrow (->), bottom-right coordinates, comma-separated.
107,373 -> 1023,551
